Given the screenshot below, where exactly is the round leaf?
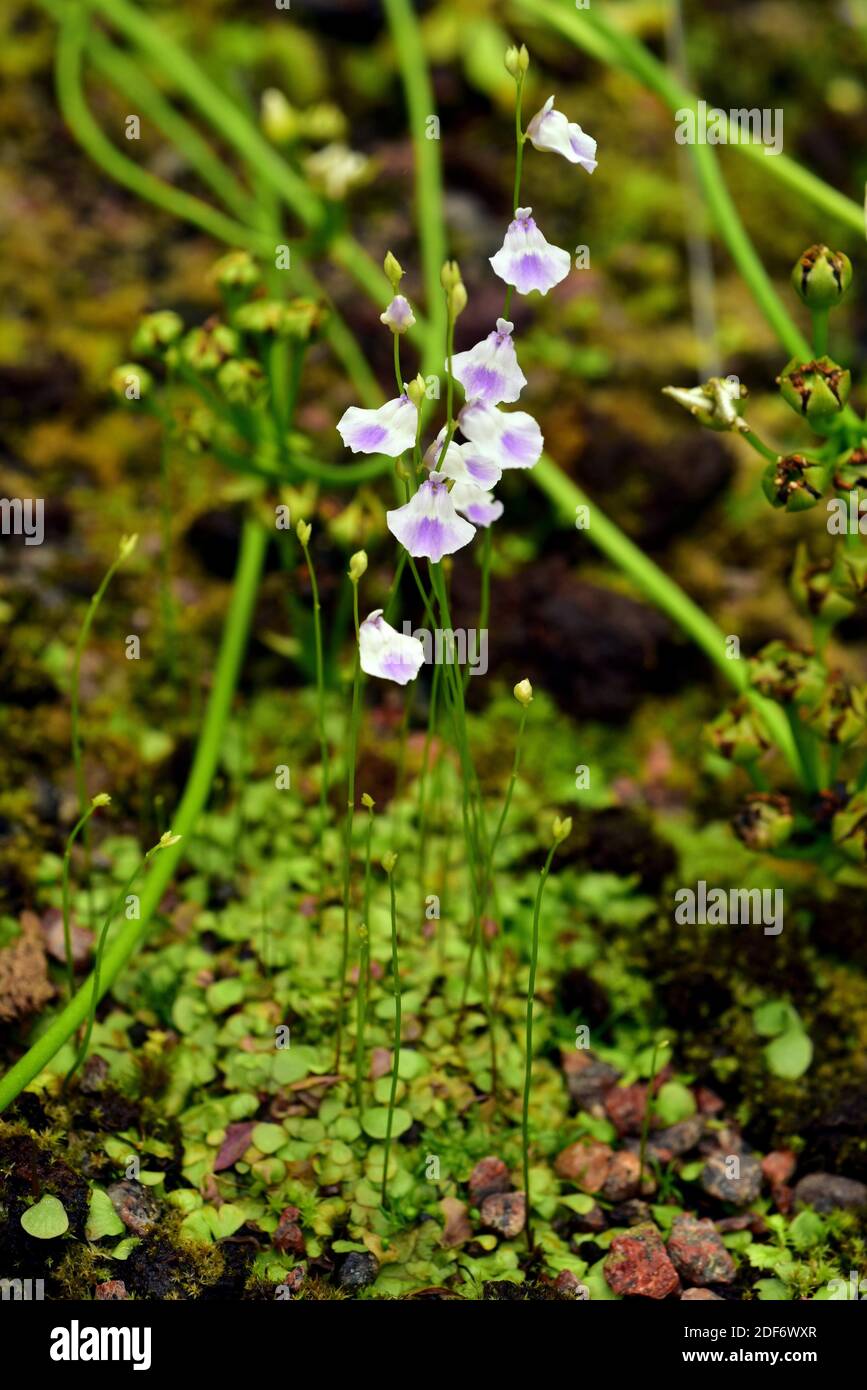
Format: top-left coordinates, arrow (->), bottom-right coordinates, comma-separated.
360,1106 -> 412,1140
21,1194 -> 69,1240
765,1028 -> 812,1080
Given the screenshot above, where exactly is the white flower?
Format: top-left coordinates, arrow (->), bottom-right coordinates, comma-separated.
303,143 -> 369,200
337,392 -> 418,456
458,400 -> 543,471
424,428 -> 501,491
450,318 -> 527,405
359,609 -> 425,685
490,207 -> 571,297
386,471 -> 475,561
526,96 -> 597,172
380,295 -> 416,334
450,481 -> 504,528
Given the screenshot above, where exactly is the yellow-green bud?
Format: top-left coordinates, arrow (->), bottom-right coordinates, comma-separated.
382,850 -> 398,874
110,364 -> 152,403
504,44 -> 529,79
406,374 -> 427,407
552,816 -> 572,845
118,533 -> 139,561
348,550 -> 368,583
384,250 -> 404,291
296,519 -> 312,547
514,678 -> 533,707
212,249 -> 260,293
91,793 -> 112,808
261,88 -> 298,143
440,259 -> 462,292
131,311 -> 183,358
362,792 -> 375,809
791,245 -> 852,310
448,281 -> 468,318
157,831 -> 182,849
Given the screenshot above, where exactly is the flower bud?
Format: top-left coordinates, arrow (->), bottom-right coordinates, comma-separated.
805,679 -> 867,747
217,358 -> 268,407
384,251 -> 405,291
731,793 -> 793,852
348,550 -> 368,583
380,295 -> 416,334
514,678 -> 533,707
505,44 -> 530,78
440,260 -> 463,292
749,641 -> 824,710
91,792 -> 112,808
296,519 -> 312,547
761,454 -> 824,512
406,374 -> 427,407
302,103 -> 347,143
157,831 -> 182,850
131,311 -> 183,357
234,298 -> 325,342
181,321 -> 239,374
552,815 -> 572,844
790,541 -> 855,626
705,702 -> 770,765
361,792 -> 375,809
834,445 -> 867,492
791,244 -> 852,309
448,280 -> 468,319
118,533 -> 138,561
831,547 -> 867,603
109,363 -> 153,402
212,249 -> 260,293
382,850 -> 398,874
304,143 -> 370,200
833,792 -> 867,862
777,356 -> 851,425
261,88 -> 298,143
662,377 -> 747,432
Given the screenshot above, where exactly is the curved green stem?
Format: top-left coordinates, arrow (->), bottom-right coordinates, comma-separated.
336,583 -> 363,1073
0,516 -> 267,1115
380,866 -> 402,1206
522,839 -> 559,1252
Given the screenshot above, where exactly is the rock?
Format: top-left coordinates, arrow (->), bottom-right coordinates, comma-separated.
793,1173 -> 867,1213
562,1052 -> 621,1112
273,1205 -> 305,1256
605,1084 -> 647,1136
604,1223 -> 680,1299
468,1155 -> 511,1204
553,1270 -> 588,1299
279,1266 -> 304,1296
667,1214 -> 736,1286
609,1199 -> 653,1227
440,1196 -> 472,1247
337,1251 -> 379,1290
695,1086 -> 725,1115
647,1115 -> 705,1161
94,1280 -> 128,1300
700,1151 -> 762,1206
762,1149 -> 796,1187
479,1191 -> 526,1239
572,1202 -> 607,1234
553,1140 -> 612,1192
107,1180 -> 160,1237
602,1151 -> 642,1202
681,1288 -> 723,1301
80,1054 -> 110,1094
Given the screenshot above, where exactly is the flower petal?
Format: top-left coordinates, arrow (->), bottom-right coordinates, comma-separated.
490,208 -> 571,297
459,400 -> 543,471
450,481 -> 504,528
527,96 -> 597,172
337,393 -> 417,456
386,471 -> 476,561
450,318 -> 527,405
359,609 -> 425,685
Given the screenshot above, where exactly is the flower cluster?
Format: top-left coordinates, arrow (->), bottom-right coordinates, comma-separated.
335,60 -> 596,682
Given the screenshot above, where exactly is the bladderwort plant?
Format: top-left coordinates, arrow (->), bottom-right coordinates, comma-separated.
665,245 -> 867,880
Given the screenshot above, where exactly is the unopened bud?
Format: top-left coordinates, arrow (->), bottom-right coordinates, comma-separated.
131,311 -> 183,358
296,519 -> 312,547
118,533 -> 138,561
384,250 -> 405,291
448,281 -> 468,318
514,678 -> 533,707
505,44 -> 530,78
761,454 -> 824,512
362,792 -> 375,809
440,259 -> 462,292
349,550 -> 368,583
552,816 -> 572,845
778,356 -> 850,425
91,793 -> 112,808
792,245 -> 852,309
406,374 -> 427,407
382,850 -> 398,874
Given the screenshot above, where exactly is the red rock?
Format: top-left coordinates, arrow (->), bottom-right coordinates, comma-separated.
602,1150 -> 642,1202
553,1270 -> 588,1299
479,1191 -> 526,1239
695,1086 -> 725,1115
468,1156 -> 511,1203
440,1196 -> 472,1247
762,1149 -> 796,1186
681,1288 -> 723,1301
667,1214 -> 736,1285
605,1084 -> 647,1136
95,1280 -> 127,1300
604,1223 -> 679,1299
273,1205 -> 305,1256
561,1051 -> 621,1112
554,1140 -> 612,1192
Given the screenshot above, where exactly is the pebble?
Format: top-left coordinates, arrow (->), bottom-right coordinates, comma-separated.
700,1151 -> 762,1206
107,1180 -> 160,1237
94,1280 -> 128,1300
337,1251 -> 379,1290
604,1223 -> 680,1299
602,1151 -> 642,1202
667,1214 -> 736,1286
562,1052 -> 621,1112
479,1191 -> 526,1239
647,1115 -> 705,1161
793,1173 -> 867,1213
604,1084 -> 647,1137
681,1288 -> 723,1301
554,1140 -> 612,1192
468,1155 -> 511,1204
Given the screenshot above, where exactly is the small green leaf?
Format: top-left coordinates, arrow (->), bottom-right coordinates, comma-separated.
360,1106 -> 412,1140
765,1028 -> 812,1080
755,1277 -> 792,1300
21,1194 -> 69,1239
86,1188 -> 125,1241
788,1209 -> 826,1251
206,978 -> 245,1013
654,1081 -> 696,1126
251,1122 -> 285,1154
559,1193 -> 596,1215
753,1000 -> 799,1038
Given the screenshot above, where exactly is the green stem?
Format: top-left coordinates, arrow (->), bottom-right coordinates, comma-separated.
811,307 -> 830,359
638,1038 -> 670,1191
71,543 -> 132,819
0,515 -> 267,1115
503,75 -> 525,320
336,583 -> 363,1073
61,803 -> 100,1001
380,866 -> 402,1206
301,536 -> 331,910
522,839 -> 559,1252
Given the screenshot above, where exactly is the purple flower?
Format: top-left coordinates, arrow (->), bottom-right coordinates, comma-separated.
526,97 -> 597,172
424,427 -> 502,491
359,609 -> 425,685
386,471 -> 475,562
451,481 -> 504,528
337,392 -> 417,456
490,207 -> 571,297
450,318 -> 527,405
380,295 -> 416,334
458,400 -> 543,471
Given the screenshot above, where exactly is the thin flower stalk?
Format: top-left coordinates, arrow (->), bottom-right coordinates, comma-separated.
380,852 -> 402,1206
